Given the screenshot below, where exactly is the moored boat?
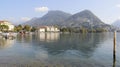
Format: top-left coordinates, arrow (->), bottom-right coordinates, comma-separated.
1,32 -> 16,40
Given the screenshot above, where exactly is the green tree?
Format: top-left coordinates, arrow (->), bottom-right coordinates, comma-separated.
23,25 -> 31,32
0,25 -> 9,32
0,25 -> 3,31
13,25 -> 23,32
17,25 -> 23,32
95,28 -> 108,32
60,28 -> 69,32
31,27 -> 36,32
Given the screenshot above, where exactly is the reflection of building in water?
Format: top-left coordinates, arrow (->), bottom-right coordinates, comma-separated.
0,39 -> 14,49
46,33 -> 60,42
16,34 -> 33,43
37,26 -> 60,32
38,33 -> 60,42
39,33 -> 46,41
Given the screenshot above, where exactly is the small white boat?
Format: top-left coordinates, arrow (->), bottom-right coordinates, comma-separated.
1,32 -> 16,40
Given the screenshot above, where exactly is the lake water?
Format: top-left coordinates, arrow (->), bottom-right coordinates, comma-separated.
0,32 -> 120,67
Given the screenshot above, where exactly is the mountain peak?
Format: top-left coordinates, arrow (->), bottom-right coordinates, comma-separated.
24,10 -> 72,26
23,10 -> 109,29
42,10 -> 71,16
112,20 -> 120,28
80,9 -> 93,13
42,10 -> 71,19
74,10 -> 95,17
63,9 -> 104,27
48,10 -> 65,13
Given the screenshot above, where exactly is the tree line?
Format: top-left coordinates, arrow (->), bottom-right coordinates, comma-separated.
0,24 -> 112,33
0,24 -> 36,32
14,25 -> 36,32
60,27 -> 109,33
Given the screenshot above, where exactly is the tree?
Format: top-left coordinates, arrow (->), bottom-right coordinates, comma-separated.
0,25 -> 9,32
0,25 -> 3,31
60,28 -> 69,32
15,25 -> 23,32
23,25 -> 31,32
31,27 -> 36,32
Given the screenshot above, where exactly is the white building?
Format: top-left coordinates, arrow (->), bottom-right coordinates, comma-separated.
38,26 -> 60,32
0,20 -> 14,31
38,27 -> 46,32
46,26 -> 60,32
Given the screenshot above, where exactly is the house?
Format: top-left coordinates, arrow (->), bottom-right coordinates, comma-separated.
37,26 -> 60,32
38,26 -> 46,32
0,20 -> 14,31
46,26 -> 60,32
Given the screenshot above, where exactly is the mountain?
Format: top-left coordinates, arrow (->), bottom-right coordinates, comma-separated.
23,17 -> 38,25
23,10 -> 115,31
62,10 -> 105,28
112,20 -> 120,28
23,10 -> 71,26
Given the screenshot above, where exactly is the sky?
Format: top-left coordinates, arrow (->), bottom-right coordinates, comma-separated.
0,0 -> 120,24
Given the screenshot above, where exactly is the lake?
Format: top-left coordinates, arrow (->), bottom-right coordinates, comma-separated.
0,32 -> 120,67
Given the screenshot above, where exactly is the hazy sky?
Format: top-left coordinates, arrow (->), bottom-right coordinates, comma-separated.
0,0 -> 120,24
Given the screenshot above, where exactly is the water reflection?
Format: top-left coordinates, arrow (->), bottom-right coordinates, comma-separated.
113,53 -> 116,67
0,38 -> 14,49
35,48 -> 49,61
16,34 -> 33,43
42,33 -> 109,58
1,32 -> 120,66
15,33 -> 111,59
38,33 -> 60,42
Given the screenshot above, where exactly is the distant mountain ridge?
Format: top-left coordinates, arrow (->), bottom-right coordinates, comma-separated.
23,10 -> 115,31
112,19 -> 120,28
23,10 -> 71,26
62,10 -> 105,28
112,19 -> 120,31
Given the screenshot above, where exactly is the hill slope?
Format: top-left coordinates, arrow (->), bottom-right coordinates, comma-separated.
23,10 -> 71,26
23,10 -> 115,31
62,10 -> 104,28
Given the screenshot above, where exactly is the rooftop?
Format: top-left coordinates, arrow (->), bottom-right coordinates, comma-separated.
0,20 -> 14,25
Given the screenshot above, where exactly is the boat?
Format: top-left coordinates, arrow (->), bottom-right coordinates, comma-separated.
1,32 -> 16,40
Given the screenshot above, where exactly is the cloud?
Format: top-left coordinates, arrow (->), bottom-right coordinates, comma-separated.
1,17 -> 15,21
35,7 -> 49,12
7,17 -> 15,20
116,4 -> 120,8
118,17 -> 120,19
21,17 -> 31,21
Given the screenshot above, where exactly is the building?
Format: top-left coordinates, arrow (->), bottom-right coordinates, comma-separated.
37,26 -> 60,32
38,26 -> 46,32
0,20 -> 14,31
